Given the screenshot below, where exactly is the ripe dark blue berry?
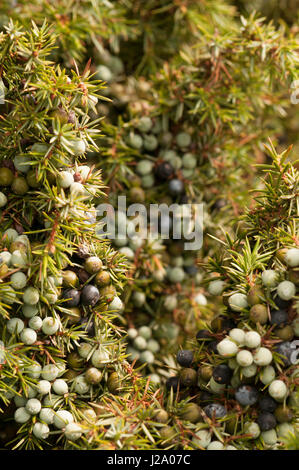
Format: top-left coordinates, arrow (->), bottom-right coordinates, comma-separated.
80,318 -> 95,337
212,364 -> 232,384
155,162 -> 174,180
168,179 -> 184,196
274,341 -> 293,366
81,285 -> 100,306
166,376 -> 180,391
257,412 -> 277,431
270,309 -> 288,326
203,403 -> 227,419
258,396 -> 277,413
200,391 -> 214,403
179,194 -> 190,204
180,368 -> 197,387
222,318 -> 236,331
196,329 -> 212,341
235,385 -> 259,406
274,297 -> 291,310
184,265 -> 198,276
177,350 -> 194,367
207,340 -> 218,354
62,289 -> 80,308
212,199 -> 227,211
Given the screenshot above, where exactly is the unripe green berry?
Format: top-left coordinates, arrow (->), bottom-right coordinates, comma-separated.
84,256 -> 102,274
208,280 -> 225,296
26,398 -> 41,415
179,403 -> 201,423
0,192 -> 7,207
217,338 -> 239,357
13,154 -> 31,173
32,422 -> 49,440
11,250 -> 27,267
244,422 -> 260,439
26,363 -> 42,379
42,317 -> 59,335
0,251 -> 12,265
53,410 -> 74,429
7,317 -> 24,334
228,293 -> 248,312
95,270 -> 111,287
65,423 -> 82,441
36,380 -> 51,395
259,365 -> 276,385
147,339 -> 160,353
69,139 -> 86,156
261,270 -> 279,287
261,429 -> 277,446
139,350 -> 155,364
247,286 -> 264,306
241,363 -> 257,378
41,364 -> 59,381
284,248 -> 299,267
277,423 -> 295,438
143,135 -> 158,151
277,281 -> 296,301
23,287 -> 39,305
163,294 -> 178,311
14,407 -> 31,424
78,342 -> 93,359
168,267 -> 185,283
192,429 -> 212,448
0,167 -> 13,186
153,409 -> 169,423
52,379 -> 68,395
10,271 -> 27,289
29,316 -> 43,330
253,347 -> 273,366
176,132 -> 191,148
20,328 -> 37,345
268,380 -> 288,401
207,441 -> 224,450
133,336 -> 147,351
58,171 -> 74,188
11,176 -> 29,195
22,304 -> 39,318
127,328 -> 138,340
210,377 -> 226,393
182,153 -> 197,169
3,228 -> 18,242
132,291 -> 146,307
138,326 -> 152,340
62,270 -> 79,287
96,64 -> 113,82
128,133 -> 143,149
26,169 -> 40,188
137,116 -> 152,133
229,328 -> 245,346
85,367 -> 102,384
73,375 -> 90,394
91,348 -> 110,368
244,331 -> 261,349
109,296 -> 124,312
39,408 -> 55,425
236,350 -> 253,367
249,304 -> 268,324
